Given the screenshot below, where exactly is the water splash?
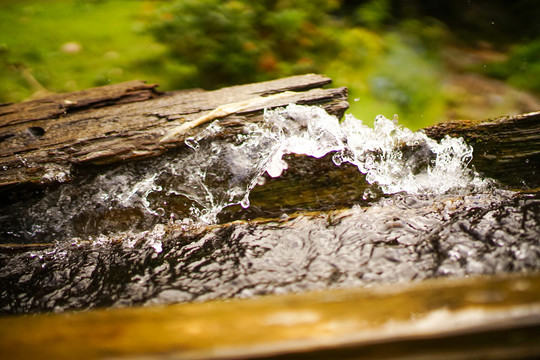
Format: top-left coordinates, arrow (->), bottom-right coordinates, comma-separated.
0,104 -> 489,245
165,104 -> 487,224
262,104 -> 487,194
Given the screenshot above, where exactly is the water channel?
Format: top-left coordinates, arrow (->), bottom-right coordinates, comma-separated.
1,104 -> 539,314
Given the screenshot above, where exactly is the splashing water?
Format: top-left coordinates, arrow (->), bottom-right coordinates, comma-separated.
165,105 -> 482,221
3,104 -> 539,315
170,104 -> 488,223
262,104 -> 486,193
0,104 -> 489,245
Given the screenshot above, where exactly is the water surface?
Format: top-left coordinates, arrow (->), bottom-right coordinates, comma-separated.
1,105 -> 538,314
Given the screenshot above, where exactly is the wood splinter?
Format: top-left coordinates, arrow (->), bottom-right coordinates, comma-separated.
159,91 -> 296,144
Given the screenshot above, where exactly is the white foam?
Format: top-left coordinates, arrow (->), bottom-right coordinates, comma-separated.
20,103 -> 489,245
118,104 -> 488,226
261,104 -> 487,195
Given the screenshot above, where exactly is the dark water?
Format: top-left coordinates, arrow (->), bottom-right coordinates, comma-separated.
1,190 -> 539,314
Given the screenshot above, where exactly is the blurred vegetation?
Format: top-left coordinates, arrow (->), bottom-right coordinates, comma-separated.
484,39 -> 540,94
1,0 -> 539,129
148,0 -> 342,88
146,0 -> 451,128
0,0 -> 169,101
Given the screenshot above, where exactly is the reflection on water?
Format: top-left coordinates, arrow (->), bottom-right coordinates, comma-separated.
0,104 -> 538,314
1,190 -> 539,314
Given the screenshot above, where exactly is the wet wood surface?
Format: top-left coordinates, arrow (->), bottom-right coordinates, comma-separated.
0,74 -> 348,187
424,111 -> 540,188
0,272 -> 539,360
1,75 -> 539,189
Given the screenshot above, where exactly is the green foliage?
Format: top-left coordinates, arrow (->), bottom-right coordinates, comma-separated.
484,39 -> 540,94
148,0 -> 341,89
353,0 -> 391,29
3,0 -> 532,131
0,0 -> 168,103
324,28 -> 447,129
0,0 -> 453,129
147,0 -> 449,128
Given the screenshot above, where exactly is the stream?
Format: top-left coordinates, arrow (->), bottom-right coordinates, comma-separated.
1,104 -> 539,314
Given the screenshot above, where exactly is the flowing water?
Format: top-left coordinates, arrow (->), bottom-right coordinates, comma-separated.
1,104 -> 539,314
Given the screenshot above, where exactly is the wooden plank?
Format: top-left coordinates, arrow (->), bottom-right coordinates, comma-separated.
0,80 -> 160,125
0,272 -> 538,360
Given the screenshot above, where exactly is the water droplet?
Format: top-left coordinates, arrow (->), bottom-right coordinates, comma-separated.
332,152 -> 344,166
240,196 -> 250,209
256,176 -> 266,186
185,137 -> 199,150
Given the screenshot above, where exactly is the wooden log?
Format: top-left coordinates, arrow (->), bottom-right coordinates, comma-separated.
0,272 -> 538,360
0,74 -> 348,187
424,111 -> 540,188
2,74 -> 539,190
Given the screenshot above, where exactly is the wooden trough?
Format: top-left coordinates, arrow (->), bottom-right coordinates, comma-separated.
1,74 -> 539,359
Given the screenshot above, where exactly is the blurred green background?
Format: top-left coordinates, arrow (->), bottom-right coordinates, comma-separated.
1,0 -> 539,129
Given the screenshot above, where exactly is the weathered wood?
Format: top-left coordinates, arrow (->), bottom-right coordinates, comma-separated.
0,272 -> 538,360
0,80 -> 160,125
424,111 -> 540,188
2,74 -> 539,189
0,74 -> 348,187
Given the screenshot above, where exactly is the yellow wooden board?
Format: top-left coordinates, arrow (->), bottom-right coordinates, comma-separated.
1,272 -> 539,359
